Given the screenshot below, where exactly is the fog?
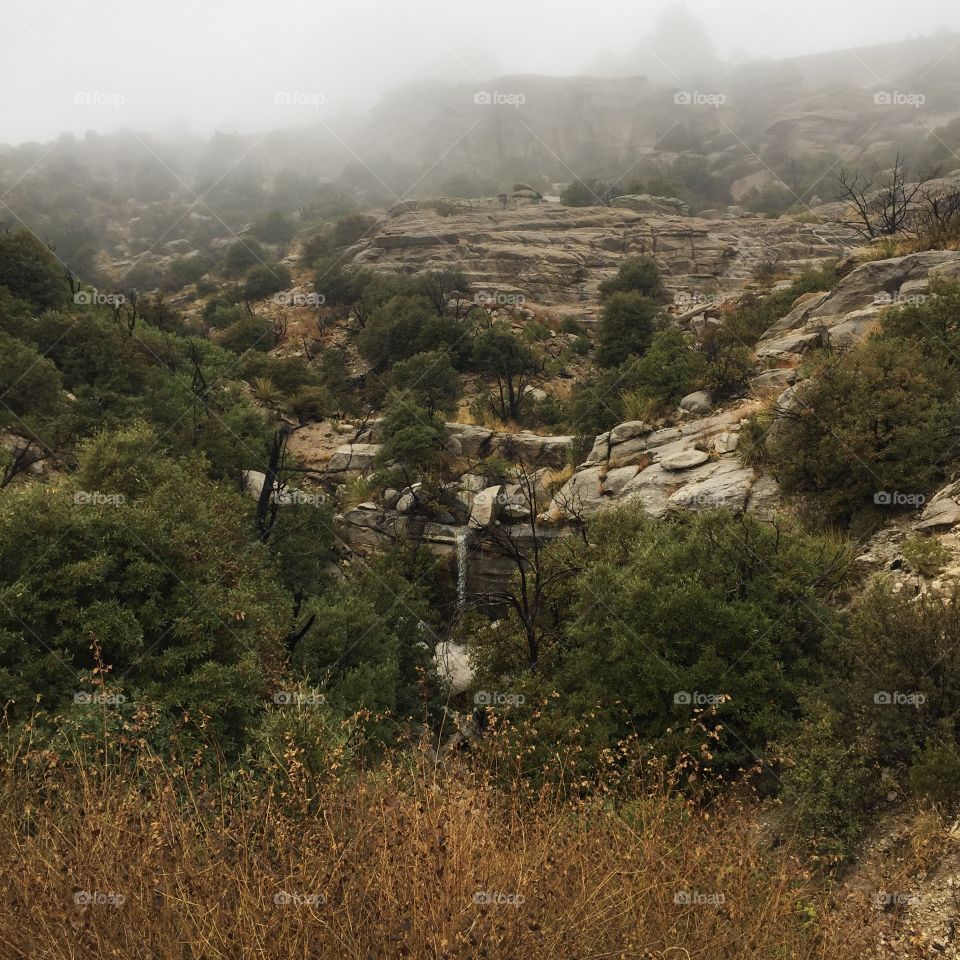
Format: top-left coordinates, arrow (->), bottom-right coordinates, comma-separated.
1,0 -> 959,145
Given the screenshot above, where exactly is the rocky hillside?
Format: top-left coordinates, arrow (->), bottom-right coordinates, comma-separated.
351,201 -> 849,319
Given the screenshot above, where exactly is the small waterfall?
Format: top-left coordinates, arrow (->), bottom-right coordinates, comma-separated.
455,528 -> 471,610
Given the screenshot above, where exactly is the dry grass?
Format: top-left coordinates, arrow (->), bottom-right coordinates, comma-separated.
0,717 -> 884,960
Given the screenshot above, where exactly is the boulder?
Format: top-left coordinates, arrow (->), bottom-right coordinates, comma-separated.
436,641 -> 474,695
326,443 -> 382,473
609,420 -> 652,445
446,424 -> 493,459
667,461 -> 756,512
470,485 -> 503,528
915,482 -> 960,532
661,449 -> 710,471
679,391 -> 714,415
750,367 -> 798,393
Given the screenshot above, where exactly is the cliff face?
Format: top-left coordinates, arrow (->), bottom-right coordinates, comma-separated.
351,202 -> 850,318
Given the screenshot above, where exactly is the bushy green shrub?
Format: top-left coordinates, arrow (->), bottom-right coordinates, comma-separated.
0,228 -> 70,310
596,292 -> 663,367
598,255 -> 668,303
242,263 -> 291,301
767,337 -> 960,524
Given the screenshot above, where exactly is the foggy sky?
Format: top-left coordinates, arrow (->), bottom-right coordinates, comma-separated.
1,0 -> 958,145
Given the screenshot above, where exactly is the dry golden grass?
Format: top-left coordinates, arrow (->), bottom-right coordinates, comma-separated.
0,717 -> 884,960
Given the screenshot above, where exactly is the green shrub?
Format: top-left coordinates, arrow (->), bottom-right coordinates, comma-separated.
909,735 -> 960,805
219,312 -> 275,353
780,707 -> 880,858
242,263 -> 292,301
0,228 -> 70,311
598,255 -> 668,303
767,337 -> 960,524
596,292 -> 663,367
224,237 -> 267,276
902,536 -> 952,578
